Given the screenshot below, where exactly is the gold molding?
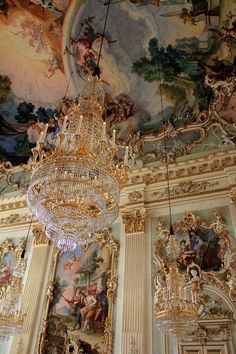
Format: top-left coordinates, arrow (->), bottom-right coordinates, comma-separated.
126,149 -> 236,187
151,181 -> 219,200
33,225 -> 50,246
229,191 -> 236,207
38,229 -> 119,354
0,213 -> 35,228
146,186 -> 234,205
154,208 -> 236,304
128,191 -> 143,203
122,208 -> 147,234
0,200 -> 27,211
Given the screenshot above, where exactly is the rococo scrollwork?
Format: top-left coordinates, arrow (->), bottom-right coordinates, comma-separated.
153,208 -> 236,311
38,228 -> 119,354
153,208 -> 236,340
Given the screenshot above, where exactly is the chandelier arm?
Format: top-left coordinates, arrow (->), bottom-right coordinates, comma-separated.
63,70 -> 74,99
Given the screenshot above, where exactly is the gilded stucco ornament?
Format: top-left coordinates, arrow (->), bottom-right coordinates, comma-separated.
33,225 -> 50,245
122,208 -> 147,234
128,191 -> 143,203
0,200 -> 27,212
153,208 -> 236,315
139,75 -> 236,164
0,213 -> 33,227
0,161 -> 29,196
206,75 -> 236,141
0,238 -> 25,263
151,180 -> 219,200
229,190 -> 236,207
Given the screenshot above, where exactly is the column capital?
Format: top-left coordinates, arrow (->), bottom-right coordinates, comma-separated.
229,190 -> 236,207
122,208 -> 147,234
33,225 -> 49,246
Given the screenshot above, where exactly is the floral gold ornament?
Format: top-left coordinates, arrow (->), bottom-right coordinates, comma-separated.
154,209 -> 236,339
0,258 -> 26,341
122,208 -> 147,234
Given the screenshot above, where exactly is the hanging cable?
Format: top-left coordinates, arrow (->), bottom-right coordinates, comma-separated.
156,56 -> 173,235
92,0 -> 111,78
21,214 -> 34,259
63,70 -> 74,99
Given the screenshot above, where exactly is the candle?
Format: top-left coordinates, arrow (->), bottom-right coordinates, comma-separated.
112,129 -> 116,145
184,288 -> 187,300
101,122 -> 106,141
76,115 -> 83,134
191,290 -> 194,304
124,146 -> 129,166
41,123 -> 49,143
61,116 -> 68,134
37,131 -> 44,146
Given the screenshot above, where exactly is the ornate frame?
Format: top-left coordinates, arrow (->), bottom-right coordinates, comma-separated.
38,229 -> 119,354
154,208 -> 236,302
139,76 -> 236,164
154,208 -> 236,304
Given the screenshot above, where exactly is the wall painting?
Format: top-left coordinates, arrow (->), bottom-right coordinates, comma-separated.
39,230 -> 119,354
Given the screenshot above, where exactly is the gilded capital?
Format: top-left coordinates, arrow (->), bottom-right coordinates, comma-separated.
229,191 -> 236,207
33,225 -> 49,245
122,208 -> 147,234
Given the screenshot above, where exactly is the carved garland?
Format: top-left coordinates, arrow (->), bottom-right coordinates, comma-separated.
38,229 -> 119,354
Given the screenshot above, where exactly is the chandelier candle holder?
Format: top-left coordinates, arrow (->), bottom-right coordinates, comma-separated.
27,75 -> 128,251
0,258 -> 26,342
154,235 -> 199,339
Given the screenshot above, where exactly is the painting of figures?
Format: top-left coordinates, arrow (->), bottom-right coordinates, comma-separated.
176,227 -> 222,271
40,236 -> 118,354
0,239 -> 25,290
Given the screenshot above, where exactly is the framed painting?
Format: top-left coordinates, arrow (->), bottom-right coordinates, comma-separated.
38,230 -> 119,354
0,238 -> 25,293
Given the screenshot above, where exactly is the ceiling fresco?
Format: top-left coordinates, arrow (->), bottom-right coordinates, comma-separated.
0,0 -> 235,169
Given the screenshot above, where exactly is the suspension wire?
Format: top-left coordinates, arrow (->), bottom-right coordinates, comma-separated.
21,214 -> 34,259
92,0 -> 111,77
63,70 -> 74,99
156,57 -> 173,235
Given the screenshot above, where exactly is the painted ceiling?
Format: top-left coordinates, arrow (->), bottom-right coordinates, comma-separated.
0,0 -> 235,177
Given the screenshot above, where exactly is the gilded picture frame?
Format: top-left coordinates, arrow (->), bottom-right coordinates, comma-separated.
38,229 -> 119,354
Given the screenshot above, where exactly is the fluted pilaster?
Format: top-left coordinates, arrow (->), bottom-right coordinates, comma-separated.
121,208 -> 147,354
10,225 -> 51,354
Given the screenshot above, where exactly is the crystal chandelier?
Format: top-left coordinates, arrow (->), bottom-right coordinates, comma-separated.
27,0 -> 128,251
0,258 -> 26,342
154,234 -> 198,338
27,75 -> 128,251
153,55 -> 199,338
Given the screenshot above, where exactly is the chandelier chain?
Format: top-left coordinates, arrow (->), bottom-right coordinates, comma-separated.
96,0 -> 111,69
156,56 -> 173,231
